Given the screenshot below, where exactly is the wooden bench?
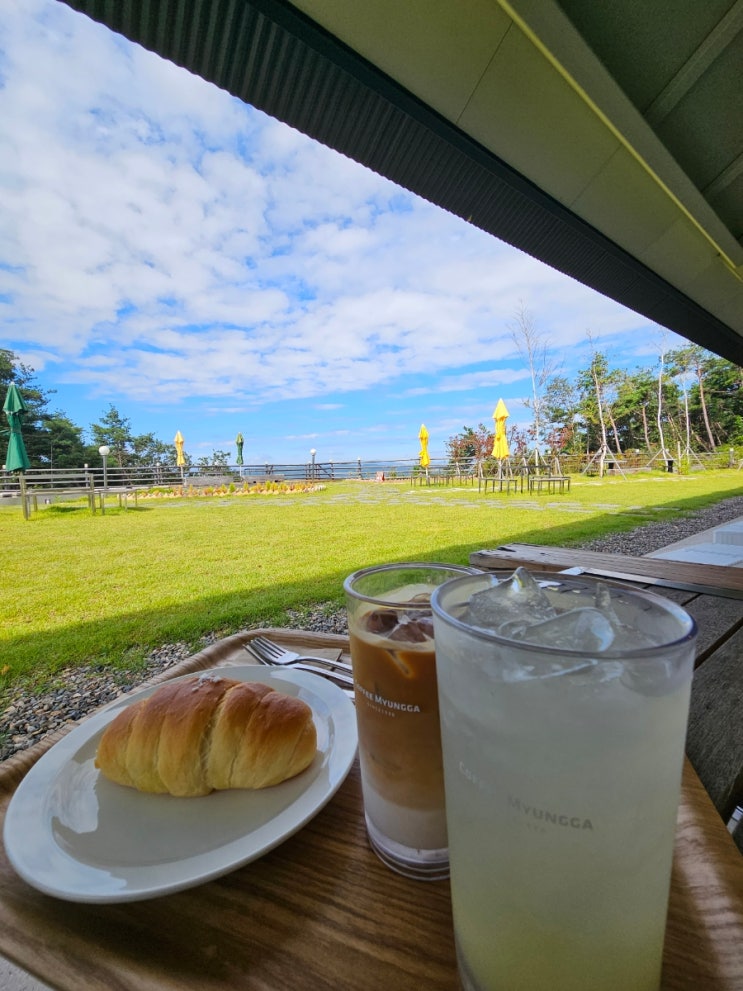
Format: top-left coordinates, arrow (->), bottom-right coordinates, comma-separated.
479,473 -> 526,494
527,474 -> 571,494
26,485 -> 138,514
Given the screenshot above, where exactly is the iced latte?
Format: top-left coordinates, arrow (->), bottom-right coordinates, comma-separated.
344,563 -> 475,879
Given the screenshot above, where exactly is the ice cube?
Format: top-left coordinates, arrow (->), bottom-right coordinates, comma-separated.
497,618 -> 531,639
593,582 -> 623,633
509,607 -> 616,652
620,655 -> 685,696
363,609 -> 398,635
467,567 -> 555,630
592,583 -> 660,653
389,615 -> 433,643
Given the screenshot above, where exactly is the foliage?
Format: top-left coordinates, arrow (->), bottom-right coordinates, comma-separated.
89,404 -> 175,468
481,335 -> 742,460
543,376 -> 580,453
196,450 -> 231,469
445,423 -> 494,468
702,355 -> 743,445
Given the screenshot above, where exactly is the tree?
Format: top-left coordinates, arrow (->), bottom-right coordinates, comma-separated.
611,369 -> 657,451
575,347 -> 604,455
195,450 -> 231,471
650,336 -> 675,462
90,405 -> 135,467
130,432 -> 173,465
505,424 -> 531,458
581,338 -> 614,473
701,356 -> 743,446
508,303 -> 559,464
543,376 -> 581,453
445,424 -> 494,470
43,415 -> 87,469
667,344 -> 716,450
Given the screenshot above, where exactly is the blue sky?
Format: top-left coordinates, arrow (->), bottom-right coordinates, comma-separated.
0,0 -> 687,466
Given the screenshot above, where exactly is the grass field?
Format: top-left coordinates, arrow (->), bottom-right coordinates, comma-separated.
1,470 -> 742,694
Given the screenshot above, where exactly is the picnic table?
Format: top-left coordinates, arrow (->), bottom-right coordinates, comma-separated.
0,617 -> 741,989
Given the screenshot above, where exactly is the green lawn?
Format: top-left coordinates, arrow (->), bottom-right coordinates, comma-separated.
1,471 -> 741,694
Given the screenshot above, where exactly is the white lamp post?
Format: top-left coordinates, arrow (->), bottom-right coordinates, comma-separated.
98,446 -> 110,492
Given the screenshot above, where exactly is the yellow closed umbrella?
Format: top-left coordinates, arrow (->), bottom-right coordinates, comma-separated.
174,431 -> 186,466
418,423 -> 431,470
174,431 -> 186,474
492,400 -> 510,459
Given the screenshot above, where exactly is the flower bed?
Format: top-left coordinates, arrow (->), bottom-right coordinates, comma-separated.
138,481 -> 326,498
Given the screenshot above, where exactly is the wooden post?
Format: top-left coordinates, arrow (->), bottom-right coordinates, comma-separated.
19,473 -> 29,520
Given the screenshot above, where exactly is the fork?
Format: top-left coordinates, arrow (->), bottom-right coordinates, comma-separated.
245,638 -> 355,689
248,637 -> 354,675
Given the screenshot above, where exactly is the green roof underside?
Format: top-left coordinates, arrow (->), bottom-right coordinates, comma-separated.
59,0 -> 743,363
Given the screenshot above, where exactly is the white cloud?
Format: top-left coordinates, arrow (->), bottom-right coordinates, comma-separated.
0,0 -> 687,462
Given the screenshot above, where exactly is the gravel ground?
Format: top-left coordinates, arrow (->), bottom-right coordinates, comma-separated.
578,493 -> 743,555
2,494 -> 742,763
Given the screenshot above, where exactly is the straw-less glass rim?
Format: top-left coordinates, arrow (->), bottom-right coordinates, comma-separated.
343,561 -> 478,608
430,572 -> 698,660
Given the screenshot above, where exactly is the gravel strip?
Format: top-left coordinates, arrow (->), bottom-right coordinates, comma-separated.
2,496 -> 742,763
578,494 -> 743,556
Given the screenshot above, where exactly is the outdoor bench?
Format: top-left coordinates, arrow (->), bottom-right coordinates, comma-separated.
527,474 -> 571,494
25,484 -> 138,514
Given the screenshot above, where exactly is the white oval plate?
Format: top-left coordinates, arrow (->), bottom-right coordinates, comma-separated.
4,665 -> 358,903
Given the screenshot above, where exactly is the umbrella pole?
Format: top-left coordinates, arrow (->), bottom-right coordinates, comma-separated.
19,472 -> 29,520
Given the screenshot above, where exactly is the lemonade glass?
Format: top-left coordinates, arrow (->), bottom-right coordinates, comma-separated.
431,570 -> 697,990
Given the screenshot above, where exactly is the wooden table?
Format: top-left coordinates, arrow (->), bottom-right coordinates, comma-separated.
469,544 -> 743,601
0,628 -> 742,990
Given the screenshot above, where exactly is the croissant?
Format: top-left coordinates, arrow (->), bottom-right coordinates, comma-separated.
95,674 -> 317,796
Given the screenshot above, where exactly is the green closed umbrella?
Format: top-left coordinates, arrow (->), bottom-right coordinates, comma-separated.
3,382 -> 30,472
236,433 -> 244,466
3,382 -> 30,519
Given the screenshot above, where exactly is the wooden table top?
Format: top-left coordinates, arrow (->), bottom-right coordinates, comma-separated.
0,628 -> 741,990
469,543 -> 743,598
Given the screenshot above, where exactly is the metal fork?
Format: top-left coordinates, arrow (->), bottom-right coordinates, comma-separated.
245,638 -> 355,689
248,637 -> 354,675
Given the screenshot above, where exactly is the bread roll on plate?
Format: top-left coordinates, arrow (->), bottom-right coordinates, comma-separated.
95,674 -> 317,796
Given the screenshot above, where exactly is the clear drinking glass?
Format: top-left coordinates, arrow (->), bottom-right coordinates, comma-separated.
343,562 -> 477,880
430,570 -> 697,991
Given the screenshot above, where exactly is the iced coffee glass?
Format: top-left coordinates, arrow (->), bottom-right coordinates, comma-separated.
431,568 -> 697,991
344,562 -> 476,880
